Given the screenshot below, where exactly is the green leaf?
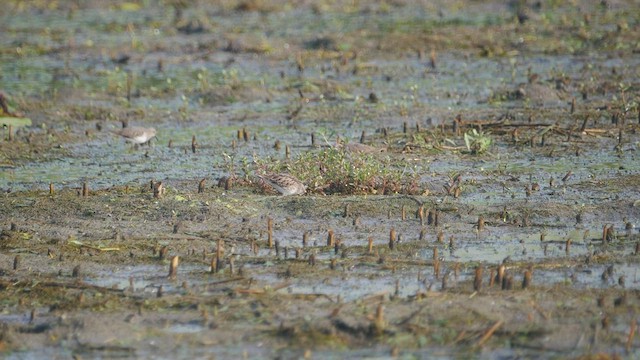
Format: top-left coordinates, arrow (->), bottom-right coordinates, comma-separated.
0,117 -> 32,128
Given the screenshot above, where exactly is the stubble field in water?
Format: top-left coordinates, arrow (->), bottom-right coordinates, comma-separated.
1,0 -> 640,358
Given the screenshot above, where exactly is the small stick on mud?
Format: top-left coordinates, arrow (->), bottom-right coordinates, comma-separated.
371,303 -> 386,336
565,239 -> 572,255
49,182 -> 54,195
401,205 -> 406,221
311,133 -> 316,147
216,239 -> 223,273
428,209 -> 436,226
417,205 -> 424,225
626,319 -> 637,352
434,259 -> 440,279
477,216 -> 485,232
522,269 -> 532,289
159,245 -> 168,260
82,182 -> 89,197
327,229 -> 335,247
502,275 -> 513,290
267,218 -> 273,248
368,236 -> 374,254
388,228 -> 396,250
496,264 -> 506,286
302,231 -> 309,247
429,49 -> 437,69
153,181 -> 164,198
476,320 -> 504,347
210,256 -> 217,274
72,265 -> 81,278
168,255 -> 179,279
198,178 -> 206,193
474,266 -> 483,292
570,97 -> 575,114
192,135 -> 197,153
285,144 -> 290,159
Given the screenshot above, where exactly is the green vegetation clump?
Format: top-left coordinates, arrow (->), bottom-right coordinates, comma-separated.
256,147 -> 421,195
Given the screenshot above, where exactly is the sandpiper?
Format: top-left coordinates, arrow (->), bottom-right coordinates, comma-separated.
113,126 -> 157,145
256,173 -> 306,196
337,142 -> 386,154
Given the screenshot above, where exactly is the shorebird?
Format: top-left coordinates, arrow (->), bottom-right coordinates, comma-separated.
113,126 -> 157,145
336,142 -> 386,154
256,173 -> 306,196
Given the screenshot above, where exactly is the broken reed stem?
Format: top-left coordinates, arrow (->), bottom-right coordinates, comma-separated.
626,318 -> 637,352
216,239 -> 223,273
476,320 -> 504,347
496,264 -> 505,286
210,256 -> 217,274
327,229 -> 335,247
522,269 -> 532,289
49,182 -> 54,195
168,255 -> 179,279
372,303 -> 385,336
153,181 -> 164,198
474,266 -> 483,291
267,218 -> 273,248
388,228 -> 396,250
368,236 -> 374,254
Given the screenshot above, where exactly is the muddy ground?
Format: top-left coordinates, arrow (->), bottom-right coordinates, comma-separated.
1,0 -> 640,358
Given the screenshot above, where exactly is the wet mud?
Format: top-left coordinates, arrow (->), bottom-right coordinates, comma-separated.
1,0 -> 640,358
